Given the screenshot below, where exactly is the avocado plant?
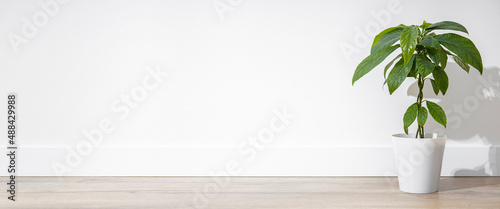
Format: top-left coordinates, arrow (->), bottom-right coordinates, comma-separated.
352,21 -> 483,138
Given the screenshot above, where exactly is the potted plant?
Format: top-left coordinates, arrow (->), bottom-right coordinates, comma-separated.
352,21 -> 483,193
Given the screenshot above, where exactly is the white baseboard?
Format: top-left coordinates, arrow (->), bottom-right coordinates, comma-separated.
1,146 -> 498,176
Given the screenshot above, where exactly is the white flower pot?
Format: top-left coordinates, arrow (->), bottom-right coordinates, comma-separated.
392,133 -> 446,193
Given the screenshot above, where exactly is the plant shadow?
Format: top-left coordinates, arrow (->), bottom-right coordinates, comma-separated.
407,64 -> 500,178
438,177 -> 500,192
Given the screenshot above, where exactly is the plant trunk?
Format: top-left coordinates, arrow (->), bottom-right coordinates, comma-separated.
416,74 -> 424,138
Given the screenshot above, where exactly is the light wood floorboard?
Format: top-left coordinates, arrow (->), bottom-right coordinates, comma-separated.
1,177 -> 499,209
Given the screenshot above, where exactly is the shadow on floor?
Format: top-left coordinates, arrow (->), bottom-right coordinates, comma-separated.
439,177 -> 500,192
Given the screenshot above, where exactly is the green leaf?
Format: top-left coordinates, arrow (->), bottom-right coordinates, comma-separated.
439,46 -> 448,69
420,20 -> 432,30
400,26 -> 419,66
418,106 -> 428,126
433,66 -> 449,95
352,45 -> 400,85
384,58 -> 402,87
452,54 -> 470,73
372,26 -> 405,47
418,36 -> 440,49
434,33 -> 483,74
428,46 -> 448,68
407,59 -> 417,78
424,32 -> 437,38
430,79 -> 440,95
426,21 -> 469,34
403,103 -> 418,134
387,55 -> 415,94
428,49 -> 440,66
371,28 -> 403,56
384,54 -> 402,79
426,101 -> 447,128
416,54 -> 434,78
372,27 -> 397,47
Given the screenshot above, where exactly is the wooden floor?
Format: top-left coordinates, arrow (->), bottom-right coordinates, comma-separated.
1,177 -> 499,209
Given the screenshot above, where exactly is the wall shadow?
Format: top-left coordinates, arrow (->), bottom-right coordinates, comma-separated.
407,64 -> 500,177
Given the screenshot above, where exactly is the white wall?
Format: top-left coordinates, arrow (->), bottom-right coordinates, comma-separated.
0,0 -> 499,176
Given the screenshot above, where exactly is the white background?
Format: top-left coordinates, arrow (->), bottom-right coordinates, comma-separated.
0,0 -> 499,176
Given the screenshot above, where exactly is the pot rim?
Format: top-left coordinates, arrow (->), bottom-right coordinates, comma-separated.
392,133 -> 446,140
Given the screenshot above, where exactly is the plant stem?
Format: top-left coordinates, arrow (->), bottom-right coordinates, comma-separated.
416,74 -> 425,138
